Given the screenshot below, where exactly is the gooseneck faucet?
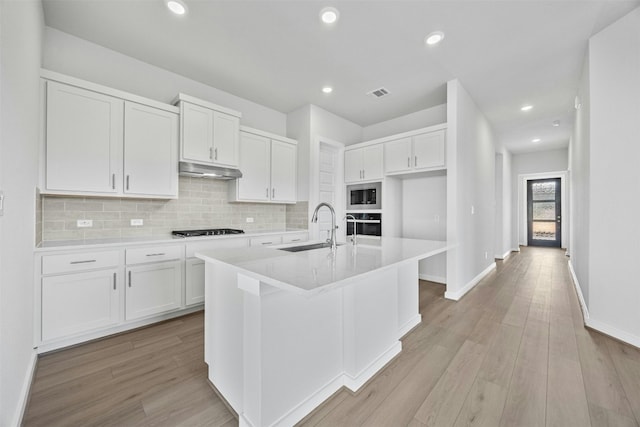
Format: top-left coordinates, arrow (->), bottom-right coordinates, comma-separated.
345,214 -> 357,245
311,202 -> 337,251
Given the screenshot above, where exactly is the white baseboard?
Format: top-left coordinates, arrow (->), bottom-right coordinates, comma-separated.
568,260 -> 589,321
418,274 -> 446,284
343,341 -> 402,392
444,262 -> 496,301
14,350 -> 38,427
397,314 -> 422,339
495,250 -> 512,260
513,247 -> 521,252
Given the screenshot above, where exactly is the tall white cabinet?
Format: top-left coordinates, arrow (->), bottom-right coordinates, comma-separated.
229,126 -> 297,204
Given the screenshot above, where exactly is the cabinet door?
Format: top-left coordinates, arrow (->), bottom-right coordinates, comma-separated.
125,261 -> 182,321
41,269 -> 120,341
212,111 -> 240,167
413,130 -> 446,169
46,81 -> 123,193
270,140 -> 297,203
362,145 -> 383,181
181,102 -> 213,164
124,102 -> 178,197
344,149 -> 363,183
383,137 -> 412,174
185,258 -> 205,306
237,132 -> 271,201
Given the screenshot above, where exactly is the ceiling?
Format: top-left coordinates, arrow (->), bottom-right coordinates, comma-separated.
42,0 -> 640,154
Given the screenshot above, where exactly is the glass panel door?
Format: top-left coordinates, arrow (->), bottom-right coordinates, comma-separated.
527,178 -> 561,247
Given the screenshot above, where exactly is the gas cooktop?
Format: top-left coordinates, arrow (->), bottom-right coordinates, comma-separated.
172,228 -> 245,237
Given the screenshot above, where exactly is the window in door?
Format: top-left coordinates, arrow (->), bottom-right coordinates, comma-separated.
527,178 -> 561,247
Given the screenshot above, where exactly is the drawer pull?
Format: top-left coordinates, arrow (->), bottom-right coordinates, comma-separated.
112,173 -> 115,190
113,272 -> 116,290
145,253 -> 166,257
261,242 -> 273,245
290,239 -> 301,242
128,270 -> 132,287
70,259 -> 96,265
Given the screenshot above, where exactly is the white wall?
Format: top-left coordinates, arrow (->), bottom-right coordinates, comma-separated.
361,104 -> 447,142
445,80 -> 496,300
586,7 -> 640,345
43,27 -> 287,135
0,1 -> 43,425
310,105 -> 362,146
286,105 -> 312,201
570,56 -> 591,305
511,148 -> 568,247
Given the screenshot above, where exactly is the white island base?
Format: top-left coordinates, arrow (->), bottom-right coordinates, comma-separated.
198,239 -> 447,427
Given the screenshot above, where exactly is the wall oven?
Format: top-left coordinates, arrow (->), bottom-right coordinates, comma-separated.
346,213 -> 382,237
346,182 -> 382,210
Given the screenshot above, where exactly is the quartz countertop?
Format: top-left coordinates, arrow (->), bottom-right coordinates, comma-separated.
196,237 -> 448,295
35,228 -> 308,251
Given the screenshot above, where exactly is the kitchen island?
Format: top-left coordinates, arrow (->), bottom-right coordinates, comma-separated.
196,237 -> 448,427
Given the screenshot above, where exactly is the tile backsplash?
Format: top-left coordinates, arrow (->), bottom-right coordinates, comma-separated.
41,176 -> 305,242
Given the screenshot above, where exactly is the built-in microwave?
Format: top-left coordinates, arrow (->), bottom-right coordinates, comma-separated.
346,182 -> 381,210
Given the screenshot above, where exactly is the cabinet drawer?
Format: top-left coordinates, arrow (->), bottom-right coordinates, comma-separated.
42,250 -> 120,275
186,237 -> 248,258
282,232 -> 308,244
250,235 -> 282,247
126,245 -> 183,265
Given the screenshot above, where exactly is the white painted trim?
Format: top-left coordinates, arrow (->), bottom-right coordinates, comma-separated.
568,260 -> 589,321
13,350 -> 38,427
239,125 -> 297,145
173,92 -> 241,117
586,318 -> 640,350
397,314 -> 422,339
512,247 -> 521,252
419,273 -> 446,284
517,171 -> 569,249
444,262 -> 496,301
343,341 -> 402,392
347,123 -> 448,149
495,250 -> 512,260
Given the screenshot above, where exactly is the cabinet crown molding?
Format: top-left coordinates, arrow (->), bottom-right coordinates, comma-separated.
173,93 -> 242,118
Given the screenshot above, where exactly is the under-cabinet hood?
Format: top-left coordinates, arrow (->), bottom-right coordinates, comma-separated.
178,162 -> 242,180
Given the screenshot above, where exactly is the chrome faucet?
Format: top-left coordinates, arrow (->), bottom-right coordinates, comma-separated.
311,202 -> 337,251
345,214 -> 357,245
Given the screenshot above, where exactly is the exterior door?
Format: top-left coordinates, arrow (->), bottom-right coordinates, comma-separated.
527,178 -> 561,247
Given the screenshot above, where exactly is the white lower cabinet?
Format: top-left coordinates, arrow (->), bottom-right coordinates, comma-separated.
41,269 -> 120,341
185,258 -> 205,306
125,261 -> 182,321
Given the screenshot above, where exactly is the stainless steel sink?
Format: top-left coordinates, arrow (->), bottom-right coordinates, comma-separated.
278,242 -> 345,252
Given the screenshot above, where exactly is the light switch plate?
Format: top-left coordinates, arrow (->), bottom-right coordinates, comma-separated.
77,219 -> 93,228
130,219 -> 143,226
0,191 -> 4,216
246,217 -> 254,223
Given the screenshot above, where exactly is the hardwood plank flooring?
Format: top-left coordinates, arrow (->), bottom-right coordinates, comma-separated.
23,247 -> 640,426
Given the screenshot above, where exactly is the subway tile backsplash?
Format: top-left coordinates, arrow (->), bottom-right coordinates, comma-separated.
41,176 -> 304,242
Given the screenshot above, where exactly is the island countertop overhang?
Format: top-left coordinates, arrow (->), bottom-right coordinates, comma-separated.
195,237 -> 449,295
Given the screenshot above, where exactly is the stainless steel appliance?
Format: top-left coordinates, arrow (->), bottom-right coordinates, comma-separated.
346,182 -> 382,210
346,213 -> 381,237
172,228 -> 244,237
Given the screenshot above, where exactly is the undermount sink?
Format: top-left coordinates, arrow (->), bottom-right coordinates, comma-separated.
278,242 -> 346,252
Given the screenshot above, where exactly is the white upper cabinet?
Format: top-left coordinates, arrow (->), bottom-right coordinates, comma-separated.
46,81 -> 123,194
177,94 -> 241,168
123,102 -> 178,197
42,72 -> 180,198
344,144 -> 383,183
384,129 -> 446,175
230,127 -> 297,204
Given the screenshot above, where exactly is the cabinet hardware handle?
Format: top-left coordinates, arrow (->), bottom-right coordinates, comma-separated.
291,239 -> 301,242
261,242 -> 273,245
209,147 -> 213,160
408,157 -> 410,167
112,173 -> 115,190
145,253 -> 166,257
128,270 -> 132,287
362,170 -> 365,179
70,259 -> 96,264
272,188 -> 275,199
126,175 -> 130,190
113,272 -> 116,290
266,188 -> 269,198
214,148 -> 218,160
415,156 -> 417,167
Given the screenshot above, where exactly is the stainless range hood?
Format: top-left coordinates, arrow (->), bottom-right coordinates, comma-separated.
179,162 -> 242,180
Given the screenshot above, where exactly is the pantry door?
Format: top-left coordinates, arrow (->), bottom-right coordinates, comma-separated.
527,178 -> 561,247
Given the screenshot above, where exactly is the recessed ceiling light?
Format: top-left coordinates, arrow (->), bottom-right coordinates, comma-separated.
166,0 -> 187,15
322,86 -> 333,94
320,7 -> 339,24
532,138 -> 541,143
425,31 -> 445,45
521,105 -> 533,112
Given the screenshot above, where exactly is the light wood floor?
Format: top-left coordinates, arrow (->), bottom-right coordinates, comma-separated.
24,247 -> 640,426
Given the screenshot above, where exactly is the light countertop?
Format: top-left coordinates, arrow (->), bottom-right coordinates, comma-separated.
35,228 -> 308,251
196,237 -> 448,295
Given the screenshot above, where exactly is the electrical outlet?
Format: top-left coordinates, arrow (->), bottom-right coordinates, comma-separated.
471,205 -> 475,215
485,251 -> 488,259
434,214 -> 440,223
130,219 -> 143,226
77,219 -> 93,228
246,217 -> 254,223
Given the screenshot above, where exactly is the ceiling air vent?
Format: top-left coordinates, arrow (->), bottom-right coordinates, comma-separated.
367,87 -> 390,98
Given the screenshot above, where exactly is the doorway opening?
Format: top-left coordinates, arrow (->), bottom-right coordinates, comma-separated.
527,178 -> 561,247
